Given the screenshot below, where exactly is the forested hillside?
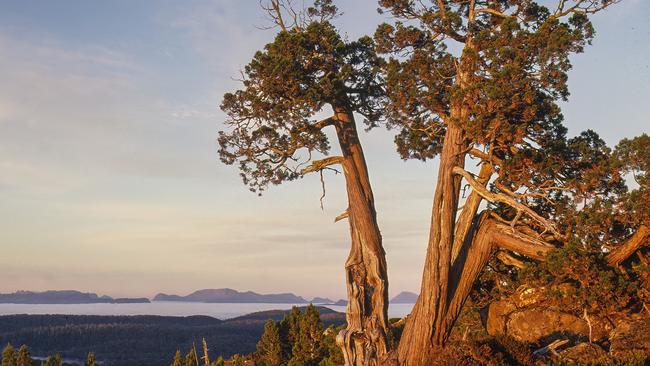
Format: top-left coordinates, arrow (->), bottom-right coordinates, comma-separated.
0,307 -> 345,366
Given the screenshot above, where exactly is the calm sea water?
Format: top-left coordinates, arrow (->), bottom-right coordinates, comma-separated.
0,302 -> 414,320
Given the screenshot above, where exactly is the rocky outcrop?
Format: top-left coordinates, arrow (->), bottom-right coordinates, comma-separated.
482,286 -> 610,343
559,342 -> 607,362
609,317 -> 650,356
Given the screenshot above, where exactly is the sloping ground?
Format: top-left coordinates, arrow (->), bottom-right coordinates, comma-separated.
0,307 -> 345,366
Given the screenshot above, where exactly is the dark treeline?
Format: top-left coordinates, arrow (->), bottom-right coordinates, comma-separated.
1,343 -> 96,366
0,307 -> 345,366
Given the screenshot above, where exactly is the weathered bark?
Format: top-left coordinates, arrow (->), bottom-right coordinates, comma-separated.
396,205 -> 556,365
395,21 -> 479,359
331,105 -> 390,366
393,53 -> 558,364
396,123 -> 467,365
607,225 -> 649,267
443,217 -> 555,338
496,251 -> 526,269
451,163 -> 493,262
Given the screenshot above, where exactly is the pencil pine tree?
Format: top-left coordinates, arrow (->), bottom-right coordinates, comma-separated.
255,320 -> 285,366
171,350 -> 183,366
15,345 -> 32,366
1,344 -> 15,366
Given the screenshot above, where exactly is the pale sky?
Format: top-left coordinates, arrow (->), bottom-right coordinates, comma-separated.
0,0 -> 648,300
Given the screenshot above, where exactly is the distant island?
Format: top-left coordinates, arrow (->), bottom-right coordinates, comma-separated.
0,289 -> 417,305
330,299 -> 348,306
152,289 -> 420,305
0,290 -> 150,304
310,292 -> 417,307
391,291 -> 418,303
153,288 -> 308,303
326,292 -> 417,306
311,297 -> 334,304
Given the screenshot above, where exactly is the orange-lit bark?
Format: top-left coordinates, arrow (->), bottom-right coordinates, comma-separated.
332,106 -> 390,366
607,225 -> 649,266
396,122 -> 466,365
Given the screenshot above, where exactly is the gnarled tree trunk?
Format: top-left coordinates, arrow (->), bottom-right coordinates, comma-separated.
332,105 -> 390,366
394,122 -> 556,364
395,122 -> 467,365
397,212 -> 555,364
607,225 -> 649,266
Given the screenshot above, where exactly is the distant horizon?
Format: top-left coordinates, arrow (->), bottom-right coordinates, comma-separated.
0,287 -> 418,301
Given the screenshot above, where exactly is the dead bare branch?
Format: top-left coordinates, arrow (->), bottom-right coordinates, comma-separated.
301,156 -> 344,175
453,166 -> 560,237
496,251 -> 526,269
335,209 -> 349,223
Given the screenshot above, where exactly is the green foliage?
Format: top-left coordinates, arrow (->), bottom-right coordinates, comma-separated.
210,356 -> 224,366
254,320 -> 284,366
376,0 -> 596,171
16,345 -> 32,366
184,345 -> 198,366
373,1 -> 627,217
614,134 -> 650,224
0,345 -> 32,366
476,130 -> 649,319
317,326 -> 345,366
228,354 -> 244,366
251,305 -> 341,366
289,304 -> 324,366
519,241 -> 638,318
2,344 -> 15,366
279,306 -> 303,359
83,352 -> 96,366
171,350 -> 183,366
219,1 -> 385,193
41,353 -> 62,366
553,350 -> 649,366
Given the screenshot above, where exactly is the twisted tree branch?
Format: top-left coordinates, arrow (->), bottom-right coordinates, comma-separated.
452,166 -> 560,237
607,225 -> 650,266
301,156 -> 344,175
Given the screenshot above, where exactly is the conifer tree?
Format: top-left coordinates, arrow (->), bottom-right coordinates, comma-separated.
201,338 -> 210,366
319,326 -> 345,366
219,2 -> 390,362
171,350 -> 183,366
210,356 -> 224,366
1,344 -> 15,366
279,306 -> 303,359
184,345 -> 198,366
15,346 -> 31,366
375,1 -> 620,363
255,320 -> 284,366
84,352 -> 96,366
229,354 -> 244,366
290,305 -> 324,366
43,354 -> 62,366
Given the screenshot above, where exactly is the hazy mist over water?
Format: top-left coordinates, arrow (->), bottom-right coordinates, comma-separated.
0,302 -> 414,320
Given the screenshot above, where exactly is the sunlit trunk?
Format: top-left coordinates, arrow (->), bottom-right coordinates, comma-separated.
395,122 -> 466,365
332,105 -> 390,366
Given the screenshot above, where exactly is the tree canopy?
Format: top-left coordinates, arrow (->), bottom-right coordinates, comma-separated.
219,3 -> 384,193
